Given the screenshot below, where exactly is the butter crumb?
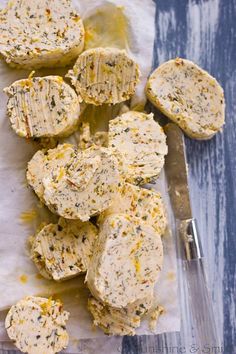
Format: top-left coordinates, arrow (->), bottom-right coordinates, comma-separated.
149,305 -> 165,331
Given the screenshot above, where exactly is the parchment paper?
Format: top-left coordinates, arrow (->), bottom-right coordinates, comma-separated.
0,0 -> 180,352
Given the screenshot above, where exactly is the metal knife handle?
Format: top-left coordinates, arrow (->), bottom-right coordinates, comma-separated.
177,219 -> 221,349
179,219 -> 203,260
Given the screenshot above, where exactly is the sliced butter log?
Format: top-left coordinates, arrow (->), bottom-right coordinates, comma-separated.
0,0 -> 84,69
146,58 -> 225,139
31,218 -> 98,281
43,146 -> 120,221
4,76 -> 80,138
88,293 -> 153,336
5,296 -> 69,354
26,143 -> 76,201
86,214 -> 163,308
99,183 -> 167,235
109,111 -> 168,185
67,47 -> 140,105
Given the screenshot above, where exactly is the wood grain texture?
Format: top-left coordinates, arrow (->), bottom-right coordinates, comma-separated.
122,0 -> 236,353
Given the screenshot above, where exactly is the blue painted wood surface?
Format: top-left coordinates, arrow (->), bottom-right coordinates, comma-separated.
122,0 -> 236,353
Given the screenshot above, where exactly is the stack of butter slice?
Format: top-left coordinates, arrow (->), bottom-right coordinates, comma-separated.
4,46 -> 140,140
26,110 -> 168,220
25,111 -> 167,336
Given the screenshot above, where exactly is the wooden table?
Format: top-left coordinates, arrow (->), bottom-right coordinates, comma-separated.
122,0 -> 235,353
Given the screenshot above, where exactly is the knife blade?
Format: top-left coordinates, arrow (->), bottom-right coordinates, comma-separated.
164,122 -> 220,348
164,123 -> 203,260
164,123 -> 192,220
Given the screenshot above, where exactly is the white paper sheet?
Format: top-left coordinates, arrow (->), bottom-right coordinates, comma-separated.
0,0 -> 180,352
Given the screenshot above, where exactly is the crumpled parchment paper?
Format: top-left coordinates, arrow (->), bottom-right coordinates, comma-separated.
0,0 -> 180,352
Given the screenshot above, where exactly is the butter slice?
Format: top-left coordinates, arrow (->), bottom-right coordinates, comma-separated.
5,296 -> 69,354
0,0 -> 84,69
26,144 -> 76,201
67,47 -> 140,105
109,111 -> 168,185
86,214 -> 163,308
146,58 -> 225,139
31,218 -> 98,281
43,146 -> 120,221
4,76 -> 80,138
99,183 -> 167,235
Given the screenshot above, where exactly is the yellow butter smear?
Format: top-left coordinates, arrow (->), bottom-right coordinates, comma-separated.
40,297 -> 53,315
133,258 -> 141,273
84,4 -> 130,50
19,274 -> 28,284
131,240 -> 143,274
20,209 -> 37,223
167,271 -> 176,281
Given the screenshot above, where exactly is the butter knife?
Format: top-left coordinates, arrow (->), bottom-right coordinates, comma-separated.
164,123 -> 220,349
